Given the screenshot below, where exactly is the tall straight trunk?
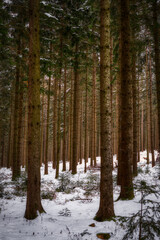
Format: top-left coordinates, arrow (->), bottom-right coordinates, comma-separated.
76,82 -> 81,165
7,114 -> 12,168
55,36 -> 63,178
12,37 -> 21,180
72,43 -> 79,174
53,78 -> 58,169
7,88 -> 15,168
146,51 -> 149,164
119,0 -> 134,199
25,0 -> 44,219
79,91 -> 83,164
117,29 -> 122,184
44,75 -> 51,175
149,47 -> 155,167
40,80 -> 44,166
17,82 -> 24,172
84,67 -> 88,173
62,65 -> 67,171
67,123 -> 70,165
132,36 -> 138,176
110,38 -> 113,158
55,72 -> 62,178
137,74 -> 140,162
92,52 -> 97,167
117,70 -> 122,181
69,70 -> 73,171
141,104 -> 144,151
153,0 -> 160,152
155,112 -> 159,150
95,0 -> 114,221
23,96 -> 28,168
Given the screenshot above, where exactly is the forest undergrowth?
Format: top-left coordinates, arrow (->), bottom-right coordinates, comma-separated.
0,152 -> 160,240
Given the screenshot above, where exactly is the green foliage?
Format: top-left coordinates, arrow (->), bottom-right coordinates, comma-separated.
13,172 -> 27,196
117,180 -> 160,240
56,171 -> 72,192
83,172 -> 100,196
137,167 -> 144,174
41,190 -> 56,200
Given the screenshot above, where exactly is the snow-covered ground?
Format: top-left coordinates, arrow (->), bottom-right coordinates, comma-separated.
0,151 -> 160,240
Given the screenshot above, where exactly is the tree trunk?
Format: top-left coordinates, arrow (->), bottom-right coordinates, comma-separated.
69,70 -> 73,171
153,0 -> 160,153
44,75 -> 51,175
137,73 -> 140,162
141,104 -> 144,152
25,0 -> 44,219
17,82 -> 24,173
55,72 -> 62,178
12,37 -> 21,180
23,96 -> 28,168
55,36 -> 63,179
72,43 -> 79,174
146,50 -> 149,164
117,30 -> 122,185
53,78 -> 58,169
132,35 -> 138,176
119,0 -> 134,200
84,67 -> 88,173
79,91 -> 83,164
149,46 -> 155,167
110,38 -> 113,159
40,80 -> 44,166
92,52 -> 97,167
95,0 -> 114,221
7,87 -> 15,168
62,65 -> 67,171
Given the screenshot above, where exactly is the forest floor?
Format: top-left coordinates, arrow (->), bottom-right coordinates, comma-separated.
0,151 -> 160,240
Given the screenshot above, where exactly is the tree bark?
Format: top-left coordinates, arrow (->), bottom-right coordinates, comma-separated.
146,50 -> 149,164
12,37 -> 21,180
62,65 -> 67,171
132,35 -> 138,176
55,71 -> 62,179
148,46 -> 155,167
40,80 -> 44,166
153,0 -> 160,153
23,96 -> 28,168
25,0 -> 44,219
119,0 -> 134,199
53,78 -> 58,169
95,0 -> 115,221
84,67 -> 88,173
55,36 -> 63,178
92,52 -> 97,167
44,75 -> 51,175
7,86 -> 15,168
69,70 -> 73,171
72,43 -> 79,174
17,81 -> 24,173
141,104 -> 144,151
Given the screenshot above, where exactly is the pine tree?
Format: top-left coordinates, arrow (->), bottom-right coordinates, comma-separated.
25,0 -> 44,220
95,0 -> 115,221
119,0 -> 134,200
153,0 -> 160,153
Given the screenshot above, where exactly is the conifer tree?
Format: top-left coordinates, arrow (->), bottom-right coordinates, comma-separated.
119,0 -> 134,200
25,0 -> 44,220
95,0 -> 115,221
